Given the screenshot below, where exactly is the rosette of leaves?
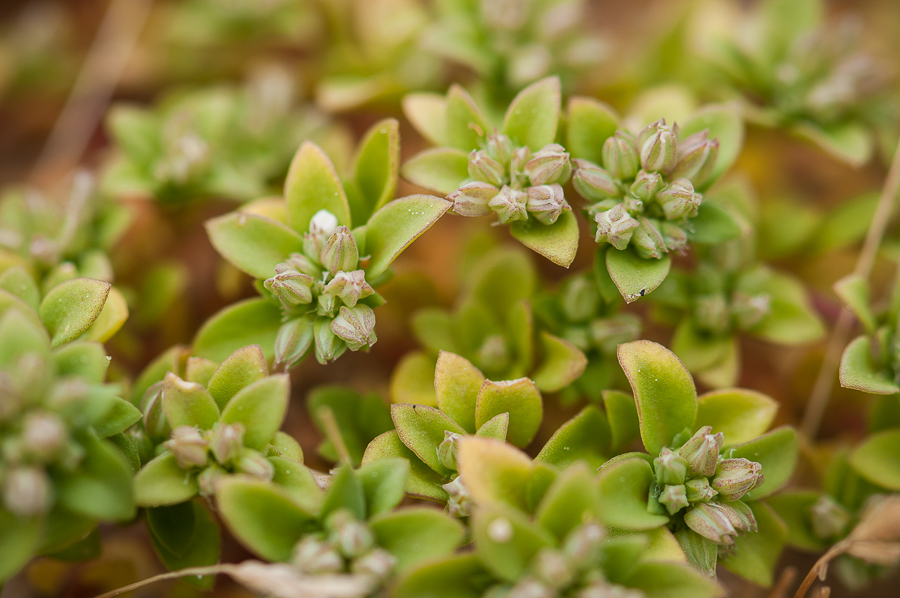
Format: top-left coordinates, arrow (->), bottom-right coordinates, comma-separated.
594,340 -> 798,586
102,74 -> 344,204
0,307 -> 139,583
214,460 -> 465,592
392,247 -> 586,406
651,261 -> 824,388
363,351 -> 545,512
393,437 -> 721,598
565,96 -> 744,302
402,77 -> 581,267
421,0 -> 605,104
698,0 -> 895,166
200,119 -> 451,366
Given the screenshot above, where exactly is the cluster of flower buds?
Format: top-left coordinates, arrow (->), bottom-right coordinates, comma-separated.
574,120 -> 719,259
652,427 -> 764,546
290,509 -> 396,583
264,209 -> 378,367
448,133 -> 573,226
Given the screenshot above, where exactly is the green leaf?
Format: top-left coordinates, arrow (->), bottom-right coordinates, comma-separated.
320,465 -> 366,521
40,278 -> 110,347
766,492 -> 830,552
509,210 -> 579,268
671,319 -> 733,375
106,432 -> 141,473
131,345 -> 184,404
269,459 -> 322,515
38,507 -> 96,556
392,404 -> 466,476
536,464 -> 603,541
56,433 -> 135,521
472,503 -> 556,582
695,389 -> 778,446
622,561 -> 722,598
358,458 -> 410,516
220,375 -> 289,450
134,452 -> 199,507
392,553 -> 486,598
532,331 -> 587,392
833,274 -> 876,334
82,285 -> 128,343
365,195 -> 451,279
566,97 -> 620,164
401,149 -> 470,196
606,247 -> 671,303
466,247 -> 537,314
691,201 -> 743,244
535,406 -> 611,469
793,121 -> 872,168
849,429 -> 900,490
193,298 -> 283,363
402,93 -> 447,146
840,335 -> 900,394
445,85 -> 490,151
476,378 -> 542,448
476,413 -> 509,440
92,398 -> 142,438
206,345 -> 268,411
352,118 -> 400,222
603,390 -> 641,451
362,431 -> 448,501
412,309 -> 458,354
309,387 -> 393,466
53,341 -> 110,384
747,272 -> 825,344
0,265 -> 39,311
731,427 -> 798,500
148,501 -> 221,589
617,340 -> 697,454
457,437 -> 532,512
720,502 -> 787,587
0,510 -> 41,583
206,212 -> 303,280
284,141 -> 352,234
162,373 -> 220,431
217,478 -> 317,562
391,351 -> 439,407
0,308 -> 49,366
435,351 -> 485,433
679,105 -> 744,190
596,457 -> 669,530
502,77 -> 561,151
370,507 -> 465,571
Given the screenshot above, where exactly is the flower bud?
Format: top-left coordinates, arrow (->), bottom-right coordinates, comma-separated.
309,209 -> 339,238
292,536 -> 344,574
631,218 -> 667,260
284,253 -> 322,277
166,426 -> 209,469
264,268 -> 315,307
589,315 -> 641,355
562,522 -> 605,570
810,495 -> 850,539
674,528 -> 717,577
449,182 -> 499,218
236,449 -> 274,481
437,431 -> 463,471
684,477 -> 717,503
352,548 -> 396,580
594,204 -> 639,250
209,423 -> 245,465
21,412 -> 67,462
671,130 -> 719,187
330,305 -> 377,351
198,464 -> 226,497
486,133 -> 515,165
303,233 -> 326,263
638,119 -> 677,173
659,484 -> 689,515
654,448 -> 688,485
525,144 -> 572,186
317,292 -> 337,317
573,160 -> 619,202
719,499 -> 757,533
314,318 -> 345,364
684,502 -> 737,545
629,170 -> 665,201
660,222 -> 688,253
694,294 -> 730,336
468,150 -> 506,186
677,426 -> 723,477
711,458 -> 764,501
3,467 -> 53,516
655,178 -> 700,220
509,147 -> 533,188
327,511 -> 375,558
275,316 -> 315,367
489,186 -> 529,224
602,131 -> 639,180
443,475 -> 471,517
526,184 -> 568,225
322,270 -> 374,308
533,547 -> 573,588
320,226 -> 359,275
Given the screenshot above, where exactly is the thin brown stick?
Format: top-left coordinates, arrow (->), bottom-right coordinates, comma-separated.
767,566 -> 797,598
317,405 -> 353,465
793,543 -> 847,598
92,564 -> 230,598
801,136 -> 900,440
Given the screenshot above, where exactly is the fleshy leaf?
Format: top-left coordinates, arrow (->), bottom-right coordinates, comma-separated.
532,331 -> 587,392
445,85 -> 490,151
603,390 -> 641,451
352,118 -> 400,221
679,105 -> 744,191
148,500 -> 220,589
536,464 -> 602,540
193,299 -> 283,363
472,503 -> 555,582
622,561 -> 722,598
793,121 -> 872,168
362,431 -> 448,501
358,458 -> 410,516
833,274 -> 876,334
435,351 -> 485,433
475,378 -> 542,448
365,195 -> 451,279
401,148 -> 470,196
206,212 -> 304,280
695,389 -> 778,446
566,97 -> 619,164
509,210 -> 579,268
134,452 -> 199,507
730,427 -> 798,500
402,93 -> 447,146
55,433 -> 135,521
606,247 -> 671,303
720,502 -> 787,587
320,465 -> 366,521
502,77 -> 561,151
220,375 -> 290,450
392,553 -> 486,598
0,511 -> 41,583
392,403 -> 466,476
475,413 -> 509,441
284,141 -> 351,233
596,457 -> 669,530
370,507 -> 465,571
457,437 -> 532,512
839,335 -> 900,395
690,201 -> 743,245
82,286 -> 129,342
535,406 -> 611,469
40,278 -> 111,347
162,373 -> 220,430
206,345 -> 268,411
391,351 -> 439,407
849,429 -> 900,490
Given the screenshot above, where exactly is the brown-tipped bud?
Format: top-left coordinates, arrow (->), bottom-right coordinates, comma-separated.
314,318 -> 345,364
533,547 -> 574,588
442,476 -> 471,517
656,178 -> 700,220
166,426 -> 209,469
21,412 -> 67,462
141,383 -> 170,441
323,270 -> 374,308
327,511 -> 375,558
209,423 -> 245,465
677,426 -> 723,477
197,464 -> 226,497
594,204 -> 639,250
468,149 -> 506,186
694,293 -> 730,336
659,484 -> 689,515
275,316 -> 315,368
654,448 -> 688,486
449,182 -> 499,218
320,226 -> 359,276
811,495 -> 850,539
711,458 -> 764,501
660,222 -> 688,253
630,170 -> 665,201
525,144 -> 572,186
573,160 -> 619,202
562,522 -> 605,570
684,502 -> 737,545
437,431 -> 463,471
292,536 -> 344,574
489,185 -> 529,224
3,467 -> 53,516
309,209 -> 339,238
671,130 -> 719,187
264,268 -> 315,307
631,218 -> 667,260
602,131 -> 639,180
638,119 -> 677,173
330,305 -> 377,351
509,147 -> 533,188
236,449 -> 274,481
526,184 -> 569,225
685,477 -> 718,503
486,133 -> 515,165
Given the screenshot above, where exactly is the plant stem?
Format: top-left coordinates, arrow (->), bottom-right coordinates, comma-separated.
317,404 -> 353,465
793,542 -> 847,598
801,136 -> 900,440
92,565 -> 230,598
